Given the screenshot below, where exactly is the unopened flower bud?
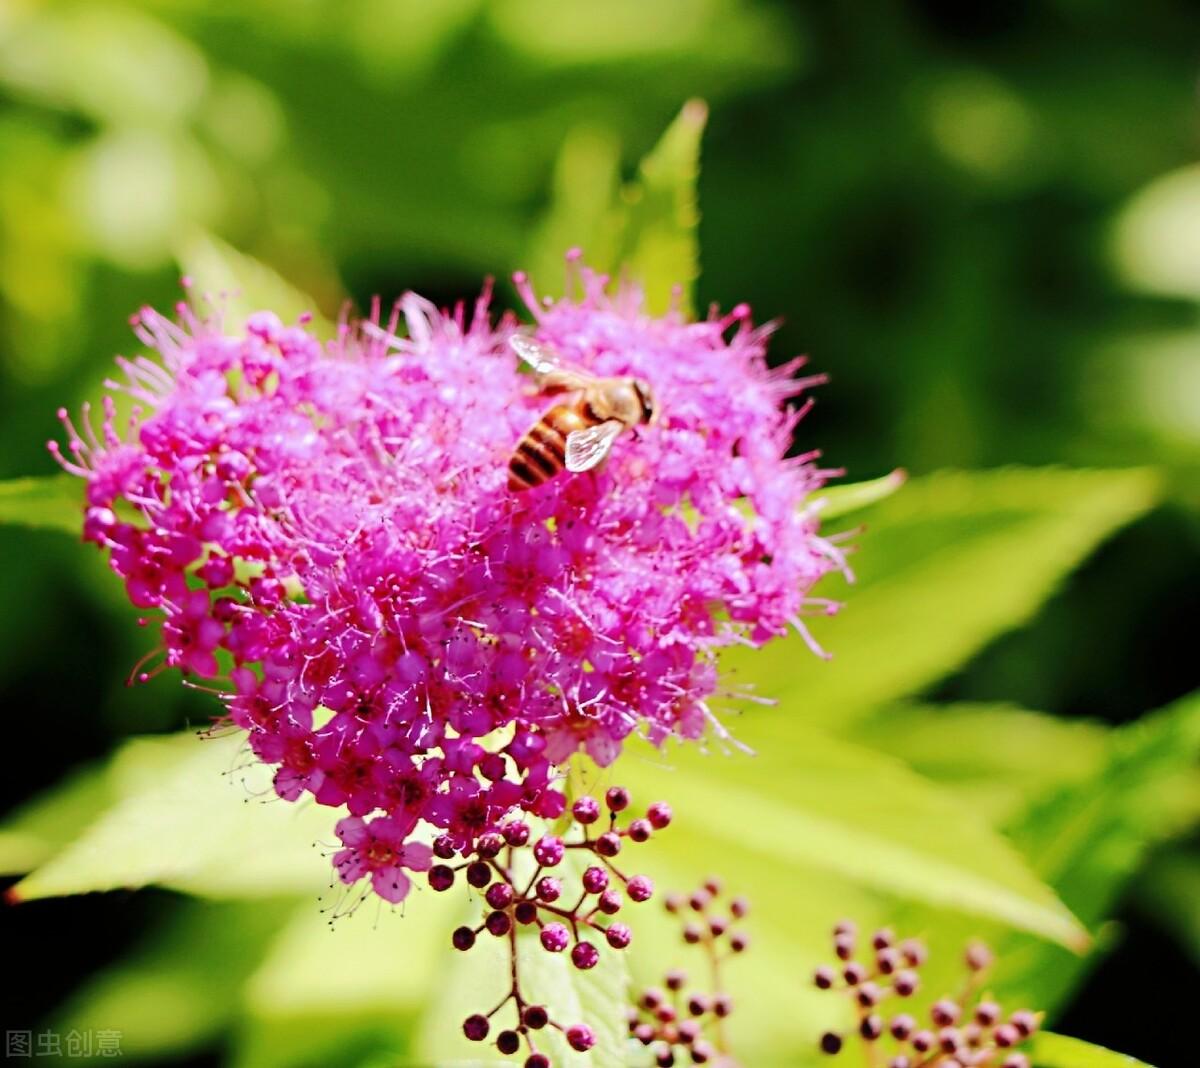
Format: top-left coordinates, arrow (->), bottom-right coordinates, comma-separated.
975,1001 -> 1000,1026
606,923 -> 632,949
931,999 -> 961,1027
605,786 -> 631,812
462,1014 -> 489,1041
428,865 -> 454,891
856,982 -> 882,1008
533,835 -> 564,866
502,820 -> 530,846
476,832 -> 504,858
860,1014 -> 884,1041
647,801 -> 673,829
573,795 -> 601,824
938,1026 -> 962,1054
814,966 -> 836,989
994,1023 -> 1020,1048
965,941 -> 993,972
582,865 -> 609,894
628,875 -> 654,901
536,876 -> 561,902
571,941 -> 600,970
567,1023 -> 596,1051
596,831 -> 622,857
1010,1010 -> 1038,1037
523,1005 -> 548,1029
628,818 -> 653,842
911,1030 -> 935,1053
497,1030 -> 520,1055
485,882 -> 513,909
514,901 -> 538,924
540,923 -> 569,952
819,1032 -> 843,1055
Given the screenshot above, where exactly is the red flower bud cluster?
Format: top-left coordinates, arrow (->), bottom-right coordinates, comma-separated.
627,878 -> 748,1067
815,921 -> 1040,1068
444,786 -> 668,1066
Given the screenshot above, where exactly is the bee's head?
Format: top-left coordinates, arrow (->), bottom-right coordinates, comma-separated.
632,379 -> 658,425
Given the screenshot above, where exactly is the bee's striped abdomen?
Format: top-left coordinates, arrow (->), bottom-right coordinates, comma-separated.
508,405 -> 589,491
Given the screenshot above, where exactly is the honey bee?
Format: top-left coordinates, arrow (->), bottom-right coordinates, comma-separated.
507,335 -> 658,492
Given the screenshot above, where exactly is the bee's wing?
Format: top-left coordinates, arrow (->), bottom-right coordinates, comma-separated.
510,335 -> 596,394
509,335 -> 564,376
565,420 -> 623,473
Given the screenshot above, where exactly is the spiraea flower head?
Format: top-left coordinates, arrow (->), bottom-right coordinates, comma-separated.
51,258 -> 842,900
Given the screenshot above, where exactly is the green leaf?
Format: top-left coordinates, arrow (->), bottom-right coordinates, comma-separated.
618,98 -> 707,314
525,100 -> 706,313
1014,689 -> 1200,931
1032,1031 -> 1155,1068
1134,846 -> 1200,966
0,760 -> 111,874
0,474 -> 82,534
524,124 -> 624,298
8,732 -> 337,900
233,894 -> 459,1068
807,468 -> 907,521
52,898 -> 289,1062
621,726 -> 1086,949
176,231 -> 335,338
883,688 -> 1200,1023
730,467 -> 1162,731
854,701 -> 1111,825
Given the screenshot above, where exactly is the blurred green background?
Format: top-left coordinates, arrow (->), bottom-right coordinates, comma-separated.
1,2 -> 1197,1066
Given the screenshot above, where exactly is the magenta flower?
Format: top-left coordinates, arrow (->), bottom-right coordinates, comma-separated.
51,260 -> 842,899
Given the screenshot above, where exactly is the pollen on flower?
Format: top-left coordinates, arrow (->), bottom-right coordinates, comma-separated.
51,256 -> 843,902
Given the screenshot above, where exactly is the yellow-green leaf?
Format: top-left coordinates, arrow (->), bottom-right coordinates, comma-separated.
1032,1031 -> 1155,1068
8,732 -> 336,901
619,98 -> 706,314
176,231 -> 335,338
0,474 -> 82,534
731,467 -> 1161,732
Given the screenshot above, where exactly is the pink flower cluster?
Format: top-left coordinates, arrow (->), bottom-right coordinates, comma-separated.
52,261 -> 841,900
